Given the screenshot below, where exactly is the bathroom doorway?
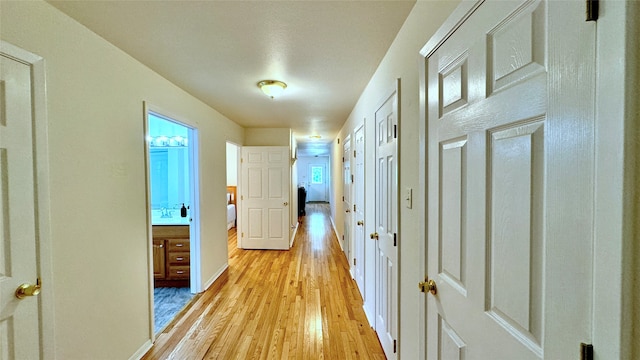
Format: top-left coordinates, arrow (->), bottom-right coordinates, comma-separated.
144,104 -> 201,336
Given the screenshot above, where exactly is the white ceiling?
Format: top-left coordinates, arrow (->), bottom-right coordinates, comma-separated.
48,0 -> 416,156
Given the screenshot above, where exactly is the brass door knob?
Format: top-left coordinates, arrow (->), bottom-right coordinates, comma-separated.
357,220 -> 364,226
418,279 -> 437,295
283,202 -> 289,206
346,209 -> 351,213
369,232 -> 379,240
15,278 -> 42,299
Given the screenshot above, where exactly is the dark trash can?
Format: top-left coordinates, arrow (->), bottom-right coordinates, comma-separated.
298,187 -> 307,216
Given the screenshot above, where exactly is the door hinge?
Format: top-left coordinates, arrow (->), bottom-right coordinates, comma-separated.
241,195 -> 244,200
580,343 -> 593,360
353,258 -> 356,266
354,150 -> 356,158
586,0 -> 598,21
241,158 -> 243,163
393,339 -> 397,353
241,232 -> 244,238
353,204 -> 356,212
342,156 -> 345,163
394,125 -> 397,139
394,233 -> 397,246
342,235 -> 344,240
342,196 -> 345,201
351,174 -> 354,183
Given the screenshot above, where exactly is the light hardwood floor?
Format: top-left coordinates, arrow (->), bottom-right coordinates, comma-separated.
143,203 -> 385,359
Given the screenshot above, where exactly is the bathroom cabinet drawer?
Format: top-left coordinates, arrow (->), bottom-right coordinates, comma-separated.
167,266 -> 190,279
168,252 -> 190,265
167,239 -> 190,252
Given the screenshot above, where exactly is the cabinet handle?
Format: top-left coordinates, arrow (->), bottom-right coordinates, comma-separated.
176,243 -> 184,247
176,257 -> 184,261
176,271 -> 185,274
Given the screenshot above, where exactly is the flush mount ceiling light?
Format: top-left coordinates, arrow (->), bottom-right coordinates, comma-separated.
309,135 -> 322,139
257,80 -> 287,99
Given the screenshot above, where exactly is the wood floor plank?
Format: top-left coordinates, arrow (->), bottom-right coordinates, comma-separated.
143,203 -> 385,359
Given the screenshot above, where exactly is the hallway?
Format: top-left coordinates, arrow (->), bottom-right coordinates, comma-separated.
143,203 -> 385,359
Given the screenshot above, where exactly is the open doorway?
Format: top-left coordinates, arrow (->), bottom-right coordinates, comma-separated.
144,107 -> 201,335
226,142 -> 240,250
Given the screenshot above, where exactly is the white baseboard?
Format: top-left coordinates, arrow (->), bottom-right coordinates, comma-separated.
363,304 -> 375,328
129,340 -> 152,360
329,216 -> 343,251
203,263 -> 229,291
290,222 -> 299,247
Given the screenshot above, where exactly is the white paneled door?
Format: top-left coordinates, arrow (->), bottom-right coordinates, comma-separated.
0,50 -> 42,358
374,85 -> 398,359
343,136 -> 352,266
353,125 -> 365,295
423,0 -> 595,358
240,146 -> 290,250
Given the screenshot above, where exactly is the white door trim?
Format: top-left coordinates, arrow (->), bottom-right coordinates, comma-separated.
592,1 -> 639,357
143,102 -> 203,340
0,40 -> 55,358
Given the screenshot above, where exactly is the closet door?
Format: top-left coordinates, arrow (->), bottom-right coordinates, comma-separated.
423,0 -> 596,358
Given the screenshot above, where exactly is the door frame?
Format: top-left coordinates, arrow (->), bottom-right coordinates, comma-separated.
1,40 -> 55,359
416,1 -> 638,358
143,102 -> 202,339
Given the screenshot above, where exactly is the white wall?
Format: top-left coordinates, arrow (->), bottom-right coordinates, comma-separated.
1,1 -> 243,358
226,142 -> 238,186
245,128 -> 290,146
330,1 -> 460,358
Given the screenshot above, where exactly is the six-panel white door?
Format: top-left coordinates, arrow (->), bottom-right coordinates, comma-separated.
424,0 -> 595,358
375,88 -> 398,359
343,136 -> 352,266
0,51 -> 42,359
240,146 -> 290,250
353,125 -> 365,296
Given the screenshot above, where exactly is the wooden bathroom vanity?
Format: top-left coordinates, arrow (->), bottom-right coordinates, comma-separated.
152,225 -> 190,287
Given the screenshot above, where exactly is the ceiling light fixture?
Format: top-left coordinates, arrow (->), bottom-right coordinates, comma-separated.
257,80 -> 287,99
